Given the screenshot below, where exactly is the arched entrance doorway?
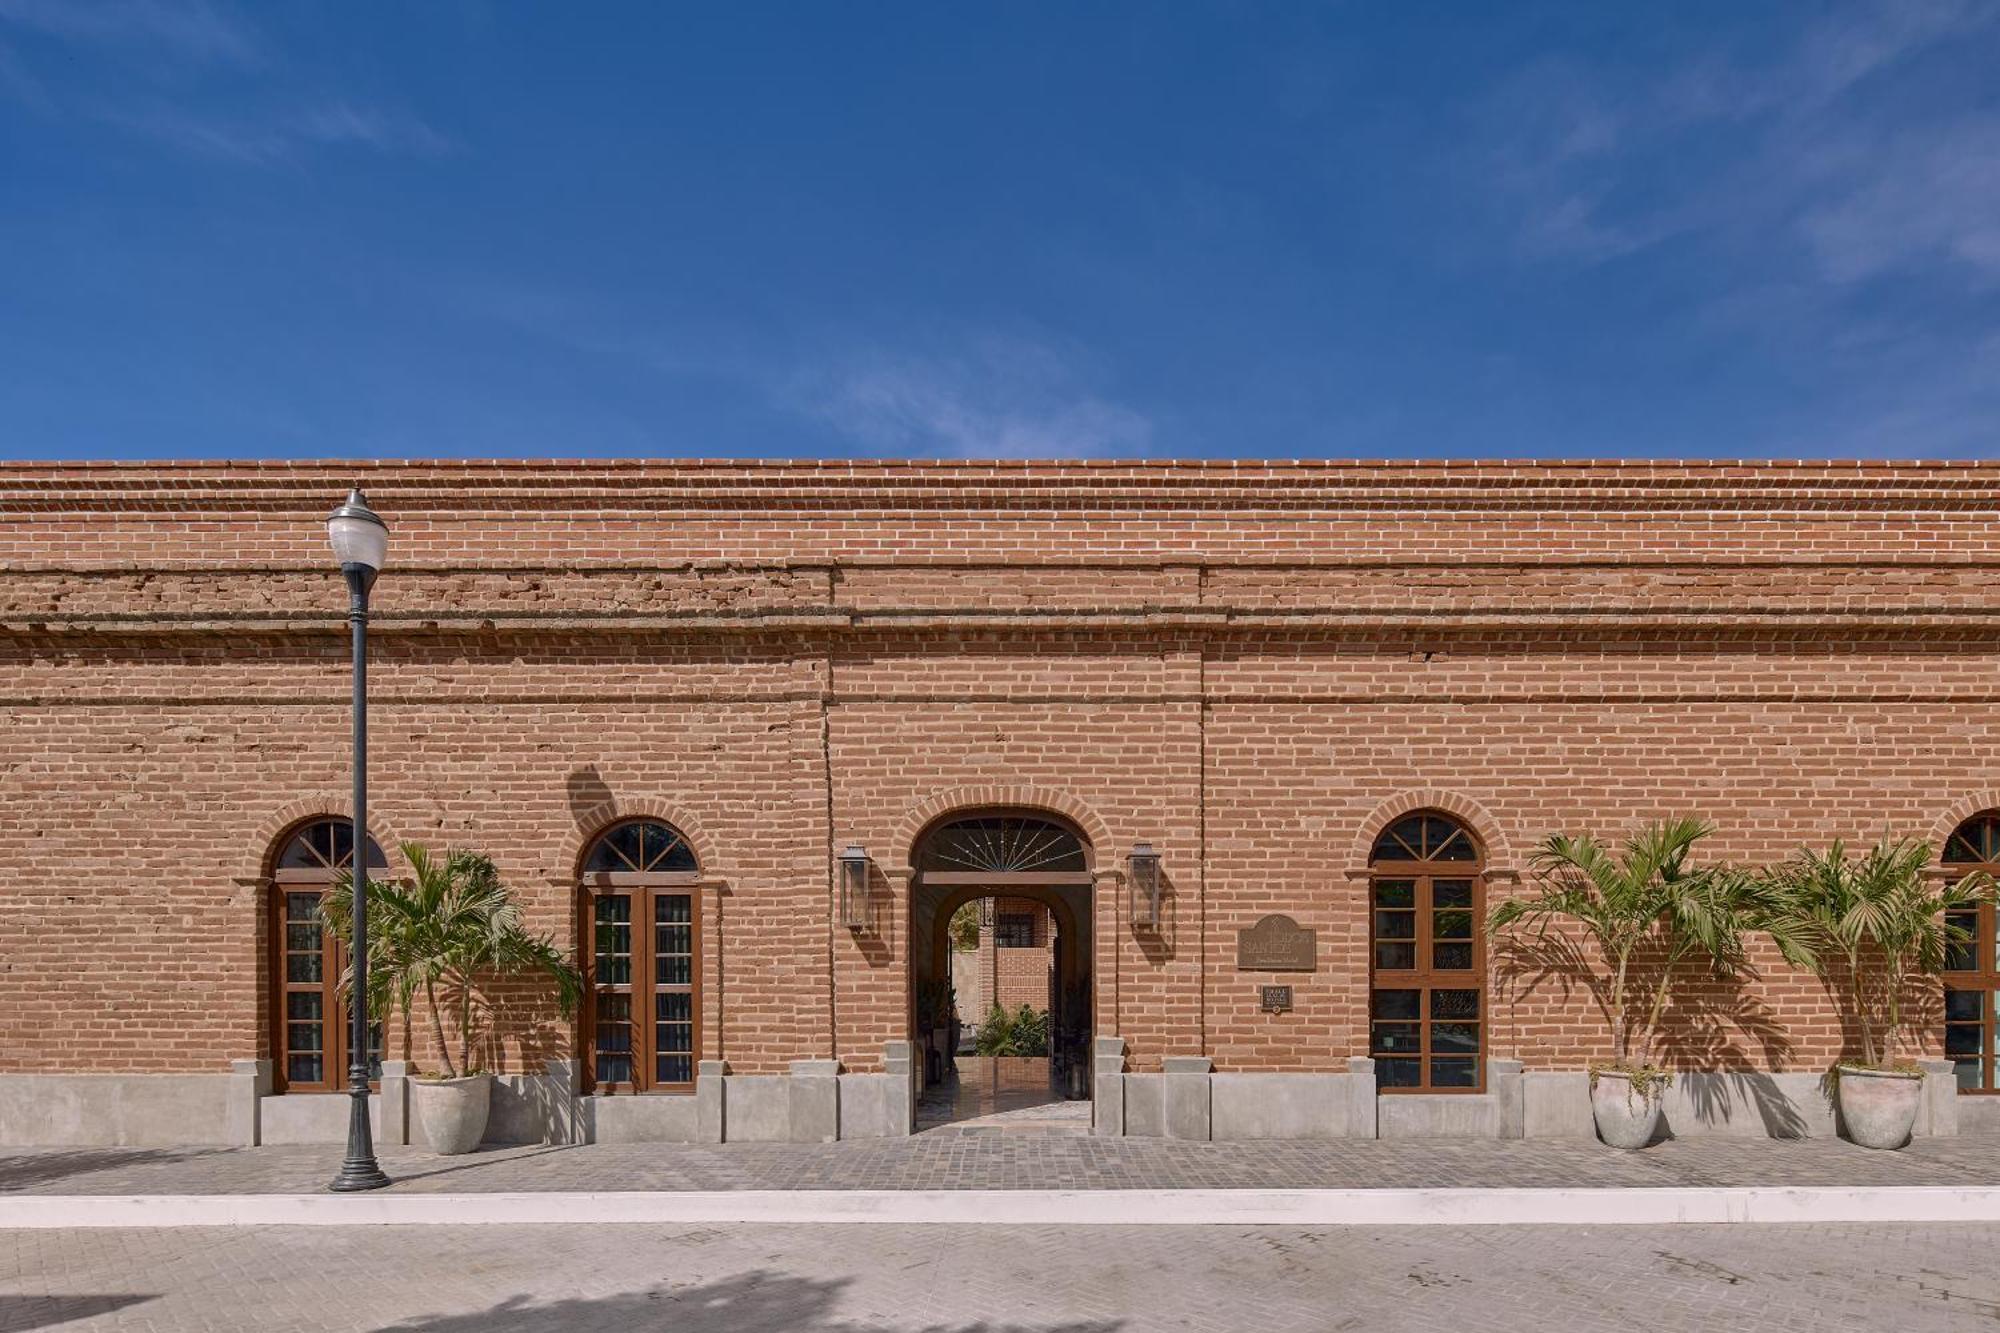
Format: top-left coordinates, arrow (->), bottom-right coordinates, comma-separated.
908,811 -> 1095,1133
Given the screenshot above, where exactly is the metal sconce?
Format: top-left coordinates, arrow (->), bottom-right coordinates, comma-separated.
1128,842 -> 1162,930
838,845 -> 872,930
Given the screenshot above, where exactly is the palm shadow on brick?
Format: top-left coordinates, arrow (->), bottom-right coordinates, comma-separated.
1493,930 -> 1807,1137
0,1294 -> 156,1329
372,1268 -> 1126,1333
0,1147 -> 221,1193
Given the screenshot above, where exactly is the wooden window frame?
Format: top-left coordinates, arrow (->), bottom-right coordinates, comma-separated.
1368,814 -> 1486,1095
1942,818 -> 2000,1094
994,912 -> 1037,949
265,820 -> 384,1095
579,823 -> 702,1096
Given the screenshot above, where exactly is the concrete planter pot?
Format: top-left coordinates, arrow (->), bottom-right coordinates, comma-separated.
411,1073 -> 491,1155
1836,1065 -> 1922,1150
1590,1069 -> 1665,1150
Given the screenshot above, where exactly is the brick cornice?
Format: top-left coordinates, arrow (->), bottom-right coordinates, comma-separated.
7,458 -> 2000,516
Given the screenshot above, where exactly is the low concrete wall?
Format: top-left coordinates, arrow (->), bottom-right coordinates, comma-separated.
585,1093 -> 700,1144
258,1092 -> 391,1146
1960,1094 -> 2000,1135
720,1075 -> 792,1143
1658,1072 -> 1835,1139
17,1054 -> 1992,1147
1121,1074 -> 1165,1137
836,1073 -> 907,1138
587,1047 -> 913,1145
487,1070 -> 582,1146
1212,1074 -> 1360,1140
1522,1072 -> 1594,1139
1379,1091 -> 1506,1139
0,1075 -> 235,1147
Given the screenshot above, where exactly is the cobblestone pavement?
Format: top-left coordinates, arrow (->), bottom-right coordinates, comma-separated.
5,1220 -> 2000,1331
4,1134 -> 2000,1196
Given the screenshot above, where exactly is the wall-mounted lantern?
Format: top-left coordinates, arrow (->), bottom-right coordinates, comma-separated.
1129,842 -> 1162,931
838,845 -> 872,930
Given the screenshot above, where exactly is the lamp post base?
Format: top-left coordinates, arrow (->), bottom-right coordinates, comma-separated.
328,1086 -> 391,1192
327,1157 -> 392,1192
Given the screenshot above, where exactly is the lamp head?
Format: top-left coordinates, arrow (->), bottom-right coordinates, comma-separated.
326,486 -> 389,578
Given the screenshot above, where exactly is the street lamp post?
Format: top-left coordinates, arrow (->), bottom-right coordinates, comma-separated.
326,487 -> 391,1193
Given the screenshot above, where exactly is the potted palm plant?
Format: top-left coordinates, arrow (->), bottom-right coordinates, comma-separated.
1489,818 -> 1762,1149
327,842 -> 581,1155
1764,838 -> 1992,1149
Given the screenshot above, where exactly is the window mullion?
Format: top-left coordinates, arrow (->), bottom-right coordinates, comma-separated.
638,887 -> 657,1093
326,918 -> 345,1090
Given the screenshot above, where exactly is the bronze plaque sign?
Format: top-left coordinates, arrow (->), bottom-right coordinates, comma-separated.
1260,985 -> 1293,1014
1236,914 -> 1317,971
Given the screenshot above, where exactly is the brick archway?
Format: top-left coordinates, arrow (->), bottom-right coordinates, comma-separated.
554,796 -> 721,880
890,785 -> 1111,872
1927,793 -> 2000,851
902,799 -> 1101,1122
242,795 -> 411,884
1353,790 -> 1517,876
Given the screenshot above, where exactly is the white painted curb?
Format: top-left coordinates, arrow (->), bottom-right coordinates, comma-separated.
8,1186 -> 2000,1229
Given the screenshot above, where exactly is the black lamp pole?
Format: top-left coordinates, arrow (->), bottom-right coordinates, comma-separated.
327,487 -> 391,1193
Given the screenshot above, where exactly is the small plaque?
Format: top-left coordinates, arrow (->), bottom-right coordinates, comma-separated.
1236,914 -> 1317,971
1260,985 -> 1293,1014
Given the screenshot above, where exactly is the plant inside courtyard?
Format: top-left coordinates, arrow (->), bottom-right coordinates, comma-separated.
948,902 -> 982,952
324,841 -> 582,1079
1489,817 -> 1771,1088
1763,837 -> 1993,1071
975,1003 -> 1050,1057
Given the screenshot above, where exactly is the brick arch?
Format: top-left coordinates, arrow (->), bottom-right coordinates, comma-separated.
889,785 -> 1112,871
918,882 -> 1089,984
1925,792 -> 2000,852
1354,790 -> 1516,875
554,796 -> 721,879
241,795 -> 411,883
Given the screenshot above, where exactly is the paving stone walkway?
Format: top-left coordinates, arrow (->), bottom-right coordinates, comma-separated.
3,1134 -> 1997,1196
6,1219 -> 2000,1331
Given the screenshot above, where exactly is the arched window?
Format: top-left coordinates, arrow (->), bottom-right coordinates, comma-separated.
1369,811 -> 1484,1093
580,820 -> 700,1094
267,819 -> 386,1093
1943,813 -> 2000,1093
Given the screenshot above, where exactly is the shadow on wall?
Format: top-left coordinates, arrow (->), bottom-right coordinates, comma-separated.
375,1270 -> 1126,1333
567,765 -> 616,827
1492,929 -> 1811,1138
1812,957 -> 1946,1073
1653,976 -> 1807,1139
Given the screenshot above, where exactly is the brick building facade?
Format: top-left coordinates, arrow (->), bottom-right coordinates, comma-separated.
2,459 -> 1996,1146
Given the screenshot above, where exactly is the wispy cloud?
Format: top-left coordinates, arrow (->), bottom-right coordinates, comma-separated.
1798,115 -> 2000,283
1467,0 -> 2000,455
0,0 -> 448,165
0,0 -> 258,67
108,99 -> 451,165
445,277 -> 1152,460
791,338 -> 1154,459
1475,0 -> 1998,275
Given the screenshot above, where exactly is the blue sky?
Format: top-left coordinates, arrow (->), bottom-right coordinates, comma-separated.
2,2 -> 1997,460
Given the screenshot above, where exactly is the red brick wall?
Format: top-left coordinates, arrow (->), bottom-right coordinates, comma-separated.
4,460 -> 1997,1081
990,900 -> 1054,1013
